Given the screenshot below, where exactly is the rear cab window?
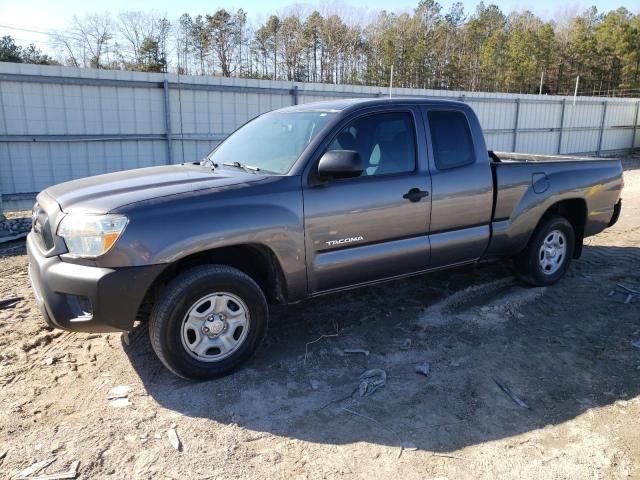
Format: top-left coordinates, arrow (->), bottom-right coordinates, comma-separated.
427,110 -> 475,170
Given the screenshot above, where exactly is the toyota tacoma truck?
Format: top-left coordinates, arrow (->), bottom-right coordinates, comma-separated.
26,98 -> 624,379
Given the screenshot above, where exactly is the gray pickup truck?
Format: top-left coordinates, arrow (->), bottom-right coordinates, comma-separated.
27,98 -> 623,379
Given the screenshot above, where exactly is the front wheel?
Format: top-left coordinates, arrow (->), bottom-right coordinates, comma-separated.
515,215 -> 575,286
149,265 -> 268,380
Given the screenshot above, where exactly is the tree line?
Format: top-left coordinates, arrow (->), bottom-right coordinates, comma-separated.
1,2 -> 639,96
0,36 -> 58,66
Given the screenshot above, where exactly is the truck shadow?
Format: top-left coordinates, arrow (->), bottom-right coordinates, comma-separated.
125,244 -> 640,453
621,157 -> 640,172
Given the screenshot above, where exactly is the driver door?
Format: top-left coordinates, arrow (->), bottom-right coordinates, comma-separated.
303,108 -> 431,293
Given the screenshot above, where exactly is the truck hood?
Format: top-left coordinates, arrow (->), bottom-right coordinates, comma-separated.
44,164 -> 265,213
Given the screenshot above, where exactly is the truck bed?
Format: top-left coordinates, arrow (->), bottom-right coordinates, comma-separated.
485,151 -> 623,257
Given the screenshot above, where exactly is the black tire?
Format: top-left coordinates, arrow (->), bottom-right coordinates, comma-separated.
149,264 -> 268,380
515,215 -> 575,286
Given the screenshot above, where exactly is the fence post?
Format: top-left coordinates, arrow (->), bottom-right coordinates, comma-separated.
512,98 -> 520,152
290,85 -> 299,105
597,100 -> 608,156
632,101 -> 640,152
163,79 -> 174,165
557,99 -> 566,154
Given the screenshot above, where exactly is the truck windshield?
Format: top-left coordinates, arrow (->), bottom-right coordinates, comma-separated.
204,110 -> 337,174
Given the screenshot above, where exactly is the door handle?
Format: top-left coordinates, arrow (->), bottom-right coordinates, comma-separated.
403,188 -> 429,202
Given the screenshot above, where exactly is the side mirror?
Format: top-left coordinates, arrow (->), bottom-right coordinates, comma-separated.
317,150 -> 363,179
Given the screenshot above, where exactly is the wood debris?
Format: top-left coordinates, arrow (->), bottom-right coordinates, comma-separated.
167,428 -> 182,451
15,457 -> 56,479
27,461 -> 80,480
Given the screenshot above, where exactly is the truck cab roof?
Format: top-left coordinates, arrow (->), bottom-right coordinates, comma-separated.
278,97 -> 467,114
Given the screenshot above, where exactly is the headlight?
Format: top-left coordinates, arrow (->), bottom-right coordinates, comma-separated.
57,213 -> 128,258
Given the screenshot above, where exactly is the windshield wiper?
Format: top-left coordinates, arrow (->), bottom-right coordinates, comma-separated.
200,157 -> 218,170
222,161 -> 260,173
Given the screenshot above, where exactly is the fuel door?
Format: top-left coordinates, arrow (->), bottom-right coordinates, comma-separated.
532,173 -> 549,194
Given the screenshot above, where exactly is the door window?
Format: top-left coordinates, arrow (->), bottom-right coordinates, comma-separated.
326,112 -> 416,176
427,110 -> 474,170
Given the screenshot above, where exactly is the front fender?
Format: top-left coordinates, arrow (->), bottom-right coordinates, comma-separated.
95,177 -> 307,301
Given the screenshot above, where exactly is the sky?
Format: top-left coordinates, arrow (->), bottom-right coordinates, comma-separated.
0,0 -> 638,54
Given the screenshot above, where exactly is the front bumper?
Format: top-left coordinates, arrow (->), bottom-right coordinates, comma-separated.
27,233 -> 164,333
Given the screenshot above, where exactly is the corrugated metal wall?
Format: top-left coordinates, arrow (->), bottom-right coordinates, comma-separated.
1,62 -> 639,211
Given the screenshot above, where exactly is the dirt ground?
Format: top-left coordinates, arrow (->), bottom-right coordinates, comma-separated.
1,157 -> 639,480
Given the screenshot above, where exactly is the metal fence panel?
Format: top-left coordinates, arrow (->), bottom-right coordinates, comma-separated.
0,61 -> 638,211
517,131 -> 561,155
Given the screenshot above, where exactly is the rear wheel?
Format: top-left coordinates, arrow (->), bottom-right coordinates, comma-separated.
149,265 -> 268,380
515,215 -> 575,286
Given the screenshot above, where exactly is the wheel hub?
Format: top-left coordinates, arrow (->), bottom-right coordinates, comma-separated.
538,229 -> 567,275
203,315 -> 226,336
181,292 -> 250,362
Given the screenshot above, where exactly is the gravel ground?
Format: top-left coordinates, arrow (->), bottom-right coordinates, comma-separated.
0,157 -> 639,479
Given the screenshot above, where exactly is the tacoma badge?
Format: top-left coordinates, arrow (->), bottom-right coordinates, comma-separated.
326,236 -> 364,247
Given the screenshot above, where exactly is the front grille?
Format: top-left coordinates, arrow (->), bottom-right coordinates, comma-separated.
32,203 -> 54,250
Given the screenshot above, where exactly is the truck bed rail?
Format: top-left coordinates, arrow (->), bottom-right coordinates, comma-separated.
492,151 -> 612,163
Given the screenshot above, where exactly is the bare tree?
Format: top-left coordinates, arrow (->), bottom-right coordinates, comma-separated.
117,11 -> 153,67
65,13 -> 115,68
115,12 -> 171,71
280,15 -> 306,81
50,32 -> 80,67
